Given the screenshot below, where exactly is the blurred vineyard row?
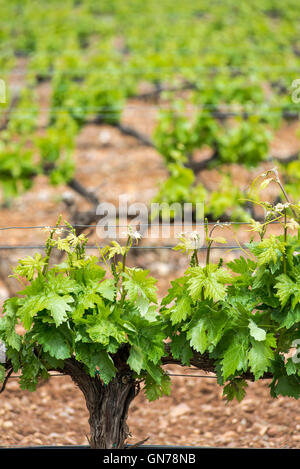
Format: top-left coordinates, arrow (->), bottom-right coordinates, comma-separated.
0,0 -> 300,220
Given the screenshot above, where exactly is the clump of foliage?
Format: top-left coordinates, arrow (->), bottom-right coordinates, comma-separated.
0,221 -> 170,401
2,171 -> 300,407
162,169 -> 300,401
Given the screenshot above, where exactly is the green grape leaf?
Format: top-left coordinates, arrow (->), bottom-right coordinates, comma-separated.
285,357 -> 297,376
144,372 -> 171,401
123,268 -> 157,304
187,318 -> 208,354
161,277 -> 186,306
169,295 -> 191,325
35,326 -> 71,360
12,253 -> 46,281
221,331 -> 249,380
274,274 -> 296,308
75,343 -> 116,383
0,297 -> 21,351
249,236 -> 285,266
223,379 -> 248,402
96,351 -> 117,385
43,292 -> 74,327
274,304 -> 300,329
97,279 -> 116,301
247,334 -> 276,380
169,332 -> 193,366
127,345 -> 145,374
0,364 -> 5,383
248,319 -> 266,342
86,319 -> 126,346
272,375 -> 300,399
72,291 -> 105,321
187,264 -> 231,302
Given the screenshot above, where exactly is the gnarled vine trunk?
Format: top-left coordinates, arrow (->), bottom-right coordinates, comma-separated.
86,376 -> 139,449
3,345 -> 273,449
63,358 -> 140,449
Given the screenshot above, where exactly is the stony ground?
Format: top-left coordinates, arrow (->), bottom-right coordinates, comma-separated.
1,366 -> 300,449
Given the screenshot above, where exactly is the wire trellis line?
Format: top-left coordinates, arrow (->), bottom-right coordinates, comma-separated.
166,373 -> 217,379
0,221 -> 283,231
1,110 -> 298,119
3,64 -> 300,73
0,245 -> 247,251
1,104 -> 298,111
6,372 -> 217,380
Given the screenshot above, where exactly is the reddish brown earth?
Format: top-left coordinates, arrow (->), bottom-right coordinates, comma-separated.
0,79 -> 300,449
0,366 -> 299,449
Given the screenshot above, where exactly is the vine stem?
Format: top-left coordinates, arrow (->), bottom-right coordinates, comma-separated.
272,168 -> 298,221
206,240 -> 212,266
120,236 -> 132,307
283,209 -> 287,274
42,216 -> 62,275
205,222 -> 220,266
193,249 -> 199,266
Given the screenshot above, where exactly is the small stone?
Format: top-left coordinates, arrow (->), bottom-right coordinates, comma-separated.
21,424 -> 35,436
49,432 -> 61,439
3,421 -> 13,429
219,431 -> 238,444
241,399 -> 256,413
267,425 -> 284,437
7,380 -> 19,391
261,440 -> 271,448
0,286 -> 9,301
170,403 -> 191,418
226,441 -> 239,448
33,439 -> 43,445
259,425 -> 269,437
151,262 -> 171,276
3,402 -> 13,411
98,130 -> 111,145
158,418 -> 168,430
37,189 -> 50,202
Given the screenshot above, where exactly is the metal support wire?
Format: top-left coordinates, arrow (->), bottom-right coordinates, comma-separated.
0,220 -> 282,231
6,372 -> 217,380
0,220 -> 283,250
0,244 -> 246,250
4,64 -> 300,73
166,373 -> 217,379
